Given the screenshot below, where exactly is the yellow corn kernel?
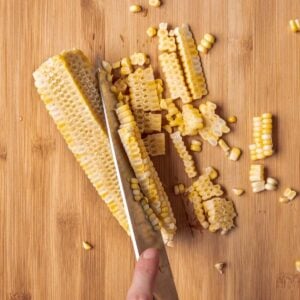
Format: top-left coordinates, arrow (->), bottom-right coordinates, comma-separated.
112,61 -> 121,69
182,104 -> 204,136
227,116 -> 237,123
102,60 -> 112,74
190,140 -> 202,152
33,50 -> 129,233
146,26 -> 157,37
149,0 -> 161,7
106,73 -> 113,82
232,188 -> 244,196
129,4 -> 142,13
218,138 -> 230,154
229,147 -> 242,161
82,241 -> 93,250
289,19 -> 300,32
204,33 -> 216,44
295,261 -> 300,272
198,33 -> 216,54
205,166 -> 218,180
200,38 -> 212,49
110,85 -> 118,94
214,262 -> 226,274
120,66 -> 132,76
197,44 -> 208,54
283,188 -> 297,201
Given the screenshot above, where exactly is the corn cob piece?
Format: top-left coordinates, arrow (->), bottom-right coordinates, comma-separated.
174,24 -> 207,99
199,101 -> 230,146
33,49 -> 129,233
127,66 -> 161,112
144,112 -> 162,133
143,133 -> 165,156
203,197 -> 236,235
170,131 -> 198,178
182,104 -> 204,136
159,52 -> 192,103
116,103 -> 176,245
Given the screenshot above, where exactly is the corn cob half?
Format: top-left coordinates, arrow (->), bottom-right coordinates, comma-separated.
33,49 -> 129,233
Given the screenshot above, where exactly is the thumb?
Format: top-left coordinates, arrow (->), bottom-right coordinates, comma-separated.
126,248 -> 160,300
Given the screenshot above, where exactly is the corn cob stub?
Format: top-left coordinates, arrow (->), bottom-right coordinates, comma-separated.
116,103 -> 177,245
33,50 -> 129,233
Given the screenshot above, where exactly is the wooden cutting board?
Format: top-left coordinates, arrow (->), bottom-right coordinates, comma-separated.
1,0 -> 300,299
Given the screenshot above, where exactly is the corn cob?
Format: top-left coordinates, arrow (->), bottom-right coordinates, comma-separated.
174,24 -> 208,99
116,103 -> 176,245
157,23 -> 177,52
33,49 -> 129,233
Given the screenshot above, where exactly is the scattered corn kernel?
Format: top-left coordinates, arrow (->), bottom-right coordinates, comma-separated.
265,177 -> 278,191
289,19 -> 300,32
146,26 -> 157,37
101,60 -> 112,74
82,241 -> 93,250
295,260 -> 300,272
112,61 -> 121,69
214,262 -> 226,274
232,188 -> 244,196
283,188 -> 297,201
205,166 -> 218,180
198,33 -> 216,54
218,138 -> 230,154
227,116 -> 237,124
229,147 -> 242,161
149,0 -> 161,7
251,180 -> 265,193
129,4 -> 142,13
174,183 -> 185,195
190,140 -> 202,152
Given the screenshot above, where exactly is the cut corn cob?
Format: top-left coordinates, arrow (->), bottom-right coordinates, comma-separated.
143,133 -> 165,156
182,104 -> 204,136
170,131 -> 198,178
33,49 -> 129,233
159,52 -> 192,103
158,23 -> 177,52
127,66 -> 161,112
174,24 -> 207,99
116,103 -> 176,244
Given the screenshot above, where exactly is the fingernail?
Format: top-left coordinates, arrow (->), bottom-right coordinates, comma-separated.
142,248 -> 158,259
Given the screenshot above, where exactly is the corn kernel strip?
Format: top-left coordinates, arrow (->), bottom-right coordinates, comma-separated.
250,113 -> 274,161
203,197 -> 236,235
199,101 -> 230,146
170,131 -> 198,178
182,104 -> 204,136
174,24 -> 207,99
144,112 -> 162,133
116,103 -> 176,244
127,66 -> 161,112
159,52 -> 192,103
158,23 -> 177,52
33,50 -> 129,233
143,133 -> 165,156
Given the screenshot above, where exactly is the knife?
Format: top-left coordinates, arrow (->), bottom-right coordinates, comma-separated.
98,69 -> 179,300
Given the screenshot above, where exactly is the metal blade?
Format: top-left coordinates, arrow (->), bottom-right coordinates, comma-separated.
98,69 -> 179,300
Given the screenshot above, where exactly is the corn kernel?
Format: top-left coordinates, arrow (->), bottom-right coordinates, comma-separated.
227,116 -> 237,123
146,26 -> 157,37
198,33 -> 216,54
214,262 -> 226,274
197,44 -> 208,54
101,60 -> 112,74
190,140 -> 202,152
112,61 -> 121,69
232,188 -> 244,196
205,166 -> 218,180
229,147 -> 241,161
283,187 -> 297,201
218,138 -> 230,154
204,33 -> 216,44
295,261 -> 300,272
129,4 -> 142,13
289,19 -> 300,32
82,241 -> 93,250
174,185 -> 180,195
149,0 -> 161,7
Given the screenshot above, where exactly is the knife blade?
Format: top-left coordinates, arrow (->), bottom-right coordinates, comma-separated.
98,69 -> 179,300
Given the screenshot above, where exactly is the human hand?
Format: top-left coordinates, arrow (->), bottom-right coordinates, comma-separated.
126,248 -> 160,300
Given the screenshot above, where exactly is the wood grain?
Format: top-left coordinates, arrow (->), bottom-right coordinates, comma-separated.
1,0 -> 300,299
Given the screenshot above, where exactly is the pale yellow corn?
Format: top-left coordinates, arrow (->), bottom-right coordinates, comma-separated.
218,138 -> 230,154
232,188 -> 244,196
129,4 -> 142,13
205,166 -> 218,180
130,52 -> 148,66
289,19 -> 300,32
198,33 -> 216,54
227,116 -> 237,123
283,188 -> 297,201
149,0 -> 161,7
147,26 -> 157,37
33,49 -> 129,234
229,147 -> 242,161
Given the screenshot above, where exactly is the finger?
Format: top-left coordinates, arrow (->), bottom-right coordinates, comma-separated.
126,248 -> 160,300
